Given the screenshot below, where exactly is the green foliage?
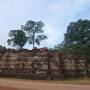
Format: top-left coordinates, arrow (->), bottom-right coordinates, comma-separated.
65,19 -> 90,53
48,48 -> 54,51
55,19 -> 90,63
0,45 -> 6,53
7,30 -> 27,49
54,42 -> 71,53
22,20 -> 48,49
65,19 -> 90,45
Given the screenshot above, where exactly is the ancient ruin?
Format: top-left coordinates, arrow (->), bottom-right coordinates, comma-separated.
0,48 -> 89,80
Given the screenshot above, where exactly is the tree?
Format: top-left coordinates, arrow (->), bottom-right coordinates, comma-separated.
7,30 -> 27,49
65,19 -> 90,46
64,19 -> 90,54
22,20 -> 48,49
0,45 -> 6,53
55,19 -> 90,54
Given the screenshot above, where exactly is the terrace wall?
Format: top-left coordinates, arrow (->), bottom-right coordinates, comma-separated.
0,48 -> 89,80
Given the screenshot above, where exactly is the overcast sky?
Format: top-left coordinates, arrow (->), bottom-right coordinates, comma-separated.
0,0 -> 90,49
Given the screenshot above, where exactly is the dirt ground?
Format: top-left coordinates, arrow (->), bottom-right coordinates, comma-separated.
0,78 -> 90,90
0,86 -> 31,90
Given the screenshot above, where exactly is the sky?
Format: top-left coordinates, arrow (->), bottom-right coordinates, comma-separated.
0,0 -> 90,49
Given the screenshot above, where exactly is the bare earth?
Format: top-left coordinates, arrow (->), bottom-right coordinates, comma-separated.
0,78 -> 90,90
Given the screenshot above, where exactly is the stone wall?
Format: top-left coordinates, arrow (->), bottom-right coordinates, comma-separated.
0,48 -> 89,79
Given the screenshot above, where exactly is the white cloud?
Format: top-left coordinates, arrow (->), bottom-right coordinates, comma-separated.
39,24 -> 62,48
49,0 -> 90,19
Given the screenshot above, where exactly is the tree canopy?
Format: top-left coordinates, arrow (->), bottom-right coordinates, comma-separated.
55,19 -> 90,54
7,30 -> 27,49
65,19 -> 90,45
0,45 -> 6,53
22,20 -> 48,49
